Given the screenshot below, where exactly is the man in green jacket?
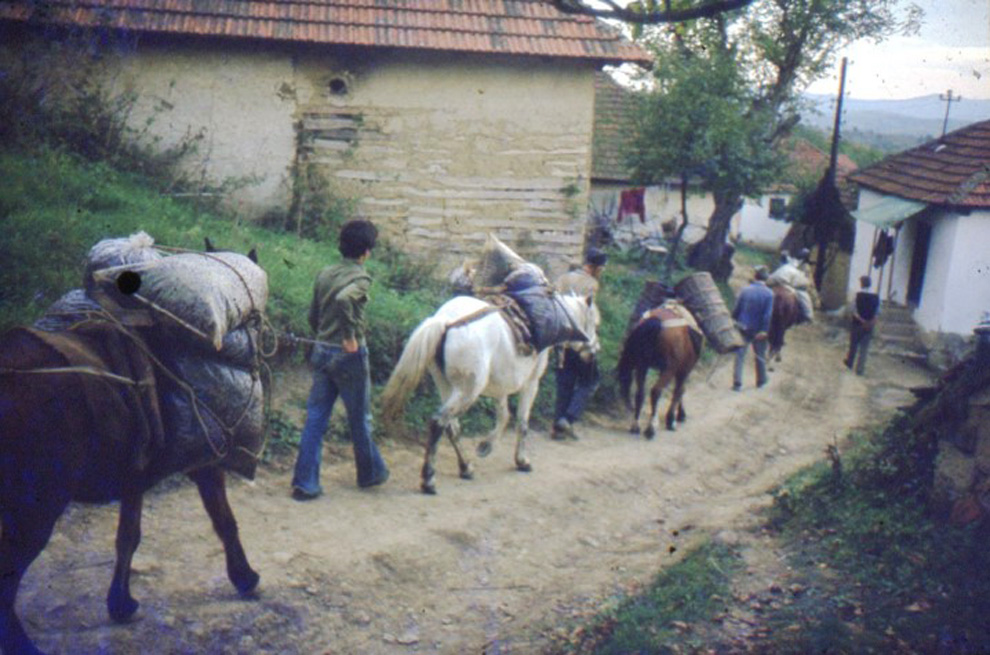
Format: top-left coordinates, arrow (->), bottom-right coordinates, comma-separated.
291,220 -> 389,500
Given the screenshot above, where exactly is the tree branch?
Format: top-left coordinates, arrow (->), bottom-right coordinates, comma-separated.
547,0 -> 756,24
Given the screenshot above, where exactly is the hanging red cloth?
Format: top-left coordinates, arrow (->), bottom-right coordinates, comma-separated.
617,187 -> 646,223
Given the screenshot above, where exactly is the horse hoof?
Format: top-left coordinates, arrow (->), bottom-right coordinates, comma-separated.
108,595 -> 140,623
516,460 -> 532,473
476,441 -> 493,458
629,426 -> 641,435
666,423 -> 677,432
234,568 -> 260,596
421,482 -> 437,495
644,428 -> 656,440
460,466 -> 475,481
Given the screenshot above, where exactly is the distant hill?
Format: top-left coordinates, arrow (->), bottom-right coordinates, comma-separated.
800,94 -> 990,151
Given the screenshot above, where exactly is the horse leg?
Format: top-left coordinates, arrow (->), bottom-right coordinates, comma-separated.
513,379 -> 543,473
645,372 -> 672,439
476,396 -> 511,460
445,419 -> 474,480
629,367 -> 648,435
666,375 -> 688,431
106,491 -> 144,622
188,467 -> 259,595
421,416 -> 445,495
0,496 -> 69,655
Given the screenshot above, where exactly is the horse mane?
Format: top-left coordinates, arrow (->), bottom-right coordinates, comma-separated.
617,318 -> 664,399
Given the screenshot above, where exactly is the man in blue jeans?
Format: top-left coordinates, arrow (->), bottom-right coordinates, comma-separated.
551,248 -> 606,440
732,266 -> 774,391
292,219 -> 389,500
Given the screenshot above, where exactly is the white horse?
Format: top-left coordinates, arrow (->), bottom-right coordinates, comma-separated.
381,292 -> 599,494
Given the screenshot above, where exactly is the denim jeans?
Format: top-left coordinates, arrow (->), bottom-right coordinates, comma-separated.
555,349 -> 600,424
291,345 -> 388,494
846,323 -> 873,376
733,329 -> 768,388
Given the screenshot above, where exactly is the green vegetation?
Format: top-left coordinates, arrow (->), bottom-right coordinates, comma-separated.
554,412 -> 990,654
0,142 -> 733,444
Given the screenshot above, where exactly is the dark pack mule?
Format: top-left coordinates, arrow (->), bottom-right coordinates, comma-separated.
0,246 -> 262,655
617,306 -> 703,439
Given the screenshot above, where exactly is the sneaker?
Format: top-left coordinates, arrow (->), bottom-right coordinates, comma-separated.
359,469 -> 390,489
291,487 -> 322,501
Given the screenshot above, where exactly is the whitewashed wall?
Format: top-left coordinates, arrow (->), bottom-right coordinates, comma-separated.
850,188 -> 990,335
732,193 -> 792,250
119,39 -> 297,219
112,39 -> 596,271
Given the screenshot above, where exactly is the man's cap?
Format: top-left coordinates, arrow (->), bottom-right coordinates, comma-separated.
585,247 -> 608,266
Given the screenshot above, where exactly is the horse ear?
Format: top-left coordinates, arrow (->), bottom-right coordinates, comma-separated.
204,237 -> 216,253
585,294 -> 594,307
247,248 -> 258,264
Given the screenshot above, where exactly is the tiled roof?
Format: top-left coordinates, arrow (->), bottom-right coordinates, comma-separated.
850,119 -> 990,209
1,0 -> 652,65
591,71 -> 637,181
784,138 -> 857,183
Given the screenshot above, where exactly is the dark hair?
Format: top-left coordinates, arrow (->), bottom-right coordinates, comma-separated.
755,266 -> 769,281
339,220 -> 378,259
585,247 -> 608,267
860,275 -> 872,289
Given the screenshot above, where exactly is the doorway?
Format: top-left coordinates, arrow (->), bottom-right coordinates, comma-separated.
907,220 -> 931,306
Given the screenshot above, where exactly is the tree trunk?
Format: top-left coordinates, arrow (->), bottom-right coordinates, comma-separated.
688,190 -> 743,281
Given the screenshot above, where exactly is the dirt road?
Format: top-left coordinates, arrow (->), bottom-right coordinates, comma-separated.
19,314 -> 933,654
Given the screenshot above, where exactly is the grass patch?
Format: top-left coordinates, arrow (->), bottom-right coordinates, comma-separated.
760,419 -> 990,653
557,540 -> 742,654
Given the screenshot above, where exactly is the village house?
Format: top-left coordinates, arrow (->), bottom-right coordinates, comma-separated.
0,0 -> 651,272
848,118 -> 990,356
590,72 -> 856,254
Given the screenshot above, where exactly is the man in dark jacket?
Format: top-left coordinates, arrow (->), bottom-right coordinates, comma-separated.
550,248 -> 606,440
844,275 -> 880,376
291,220 -> 389,500
732,266 -> 774,391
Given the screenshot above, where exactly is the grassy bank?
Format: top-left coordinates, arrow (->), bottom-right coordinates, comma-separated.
552,414 -> 990,654
1,144 -> 737,442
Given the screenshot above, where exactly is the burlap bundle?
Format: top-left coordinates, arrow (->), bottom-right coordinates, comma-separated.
92,251 -> 268,351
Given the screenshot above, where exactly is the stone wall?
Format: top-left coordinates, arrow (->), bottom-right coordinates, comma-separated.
931,379 -> 990,525
114,39 -> 595,274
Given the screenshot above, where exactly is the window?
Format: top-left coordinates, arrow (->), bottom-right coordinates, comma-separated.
769,197 -> 787,219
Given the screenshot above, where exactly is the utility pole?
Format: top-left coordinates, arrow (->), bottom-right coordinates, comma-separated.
826,57 -> 847,188
940,89 -> 962,137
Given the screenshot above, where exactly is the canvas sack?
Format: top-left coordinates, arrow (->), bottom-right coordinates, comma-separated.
92,252 -> 268,351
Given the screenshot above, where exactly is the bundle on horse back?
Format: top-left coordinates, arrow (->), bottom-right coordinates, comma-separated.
91,250 -> 268,351
0,236 -> 266,655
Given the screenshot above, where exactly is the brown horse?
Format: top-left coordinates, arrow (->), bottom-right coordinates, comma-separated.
767,284 -> 802,365
0,251 -> 262,655
617,309 -> 704,438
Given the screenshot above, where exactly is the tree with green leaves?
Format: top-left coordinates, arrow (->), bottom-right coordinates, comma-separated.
622,0 -> 920,278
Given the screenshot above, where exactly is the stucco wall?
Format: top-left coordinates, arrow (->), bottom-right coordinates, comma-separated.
589,182 -> 716,247
733,193 -> 791,250
110,39 -> 596,272
118,38 -> 297,219
293,51 -> 594,274
851,188 -> 990,335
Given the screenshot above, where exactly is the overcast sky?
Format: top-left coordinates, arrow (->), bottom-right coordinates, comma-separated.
805,0 -> 990,100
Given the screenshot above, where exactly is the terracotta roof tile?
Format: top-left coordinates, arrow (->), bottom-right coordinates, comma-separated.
591,71 -> 637,182
851,119 -> 990,208
1,0 -> 652,65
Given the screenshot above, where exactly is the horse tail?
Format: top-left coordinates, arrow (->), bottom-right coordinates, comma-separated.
381,316 -> 447,424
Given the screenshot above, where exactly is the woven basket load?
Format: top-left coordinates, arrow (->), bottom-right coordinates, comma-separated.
473,234 -> 527,290
674,272 -> 744,354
